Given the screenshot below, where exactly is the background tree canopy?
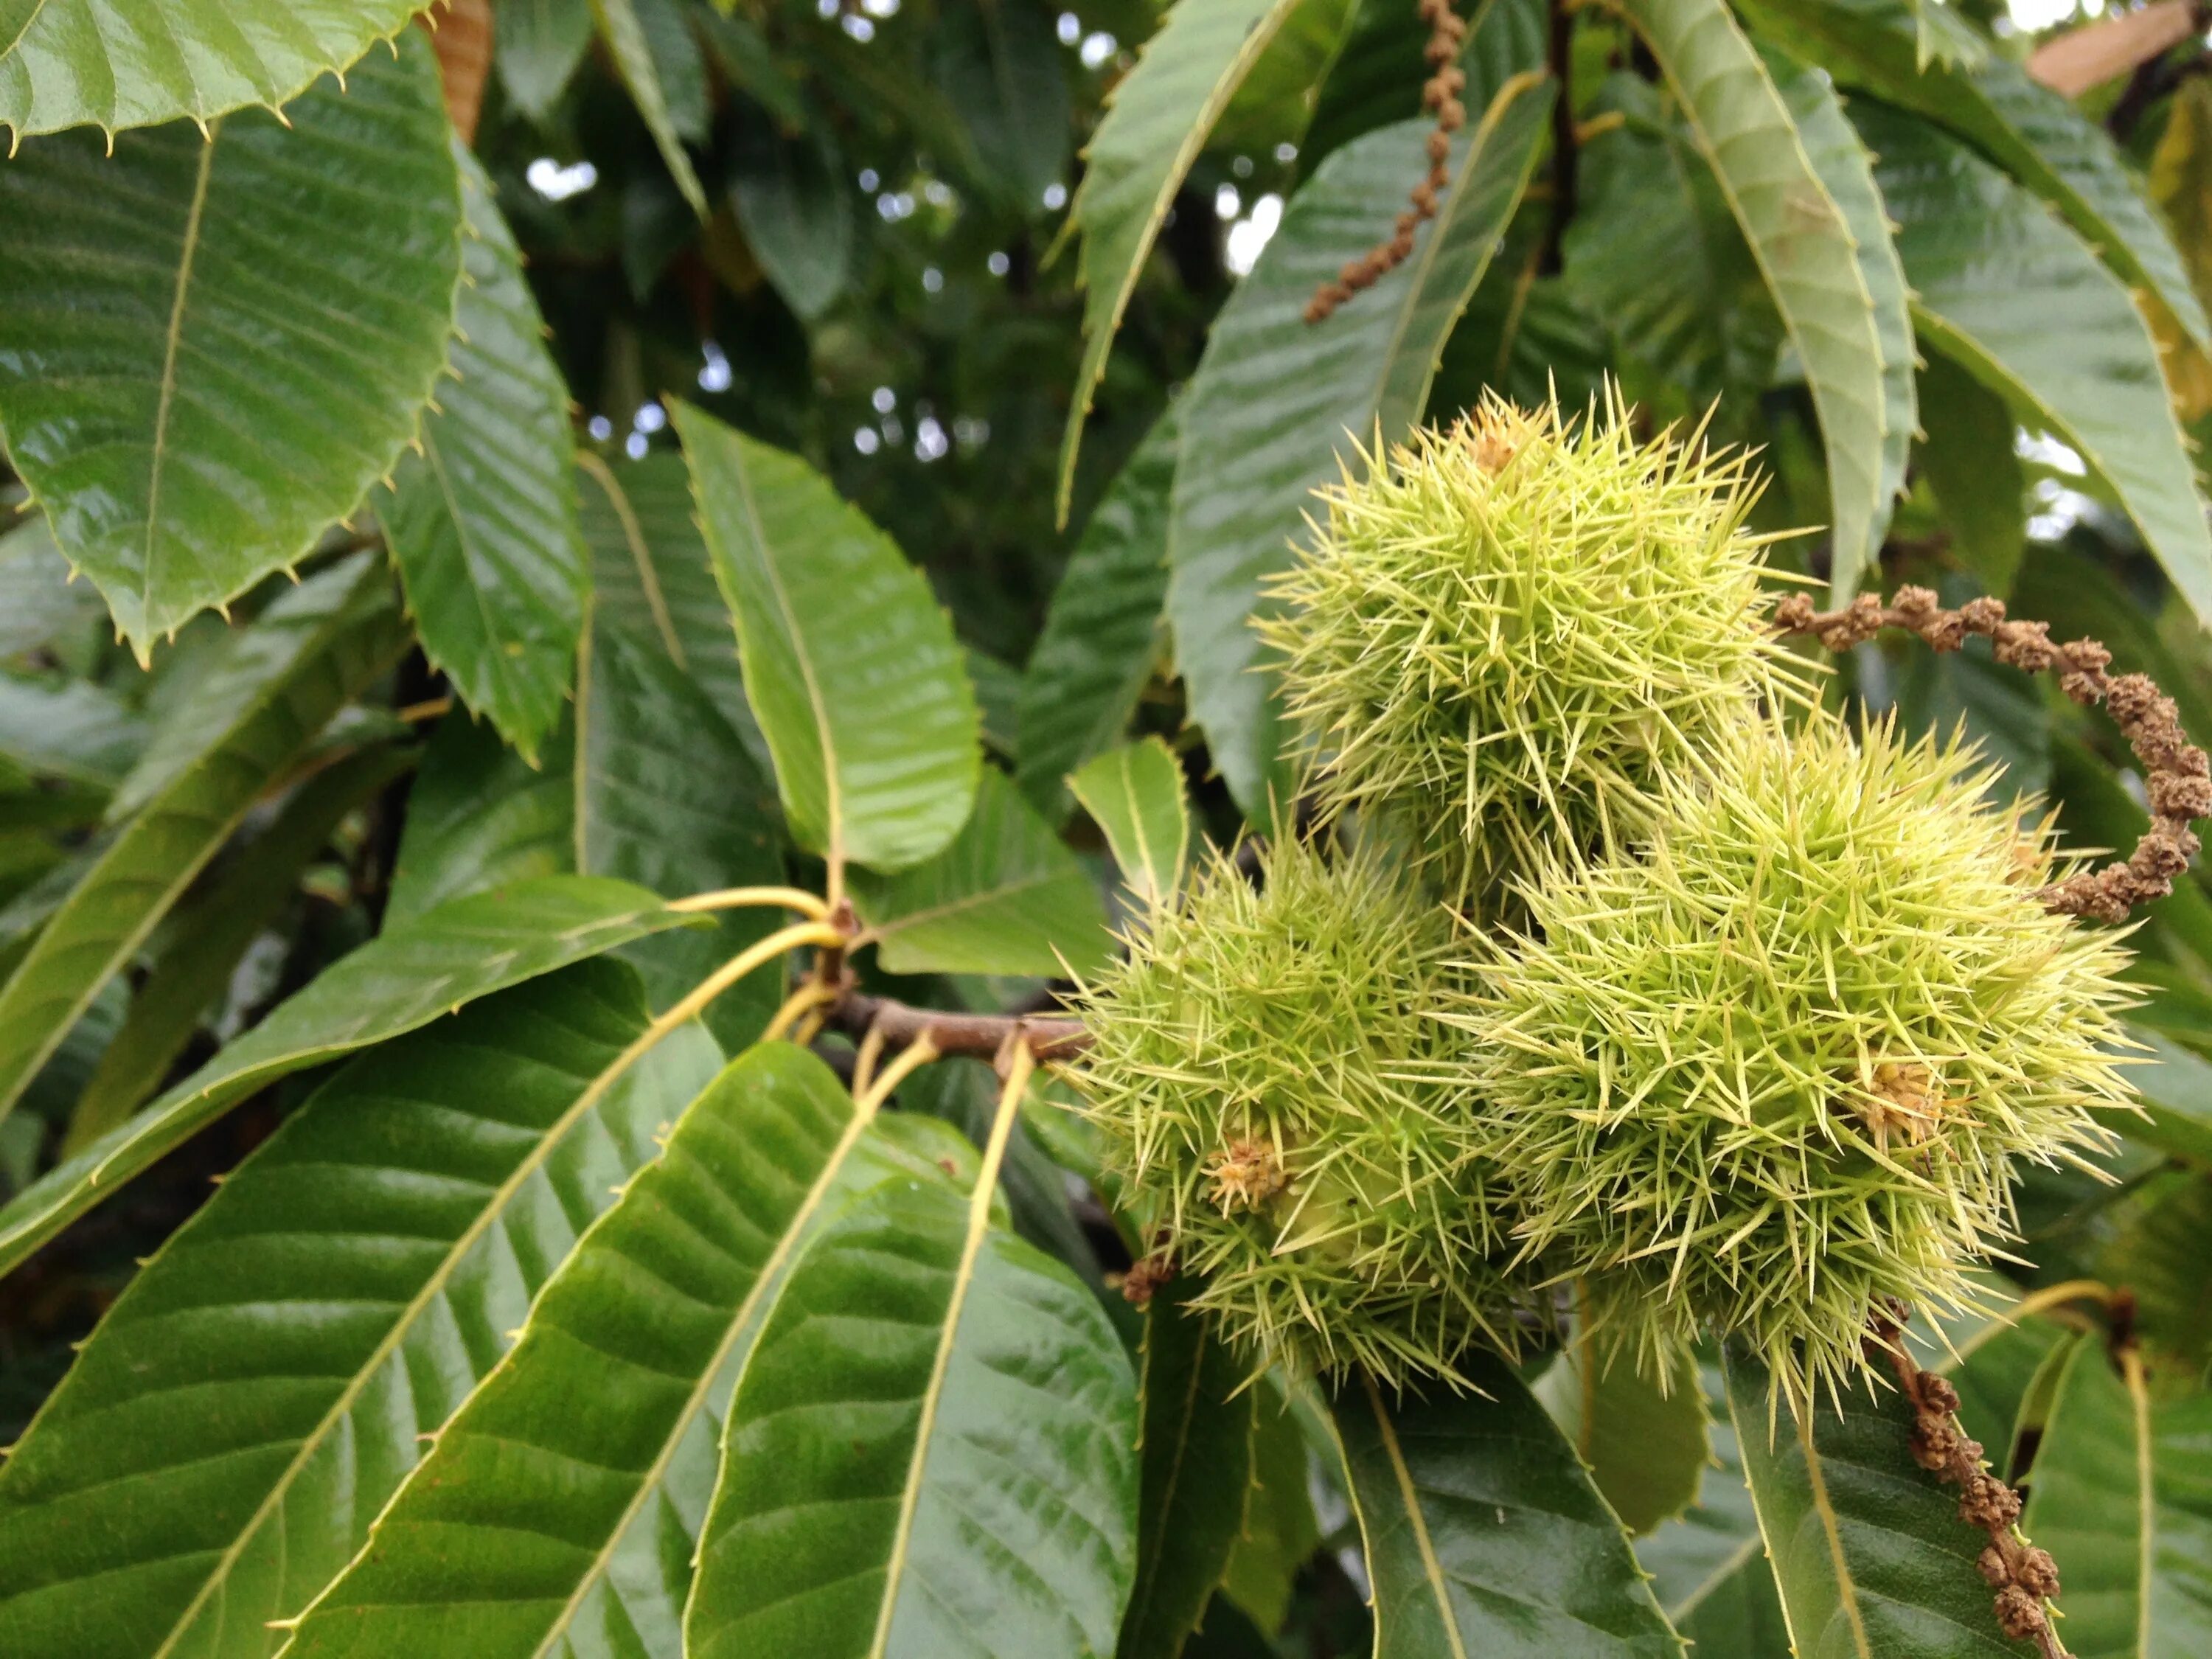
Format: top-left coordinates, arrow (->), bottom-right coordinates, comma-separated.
3,0 -> 2212,1655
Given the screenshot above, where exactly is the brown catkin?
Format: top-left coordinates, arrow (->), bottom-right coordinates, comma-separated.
1775,586 -> 2212,924
1305,0 -> 1469,323
1873,1304 -> 2070,1658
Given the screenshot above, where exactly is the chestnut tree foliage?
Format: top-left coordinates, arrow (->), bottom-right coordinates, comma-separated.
2,1 -> 2212,1655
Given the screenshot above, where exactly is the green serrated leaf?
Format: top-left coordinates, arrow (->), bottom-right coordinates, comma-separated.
577,611 -> 785,1048
1070,737 -> 1189,908
0,674 -> 144,788
1856,105 -> 2212,630
0,873 -> 692,1282
379,147 -> 588,763
732,111 -> 853,323
1534,1338 -> 1711,1537
1019,414 -> 1175,813
0,32 -> 462,652
0,514 -> 106,659
64,742 -> 412,1153
686,1166 -> 1139,1659
852,765 -> 1108,976
387,709 -> 574,925
0,0 -> 421,137
1121,1281 -> 1256,1658
1615,0 -> 1904,599
1722,1345 -> 2034,1658
2106,1169 -> 2212,1377
2018,1338 -> 2212,1659
1636,1362 -> 1792,1653
0,557 -> 407,1132
1916,351 -> 2026,598
1771,54 -> 1915,594
278,1040 -> 972,1659
1057,0 -> 1305,515
0,960 -> 720,1659
498,0 -> 597,123
966,645 -> 1023,759
1737,0 -> 2211,351
675,403 -> 980,876
579,450 -> 771,771
594,0 -> 706,214
1335,1356 -> 1684,1658
933,0 -> 1070,218
1169,71 -> 1554,822
1219,1374 -> 1321,1635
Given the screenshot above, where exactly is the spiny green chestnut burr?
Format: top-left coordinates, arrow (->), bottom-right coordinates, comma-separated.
1259,391 -> 1799,904
1069,835 -> 1528,1385
1455,714 -> 2136,1406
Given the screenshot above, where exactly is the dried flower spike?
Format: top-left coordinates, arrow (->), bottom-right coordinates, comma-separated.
1070,835 -> 1531,1384
1455,714 -> 2137,1407
1261,390 -> 1799,909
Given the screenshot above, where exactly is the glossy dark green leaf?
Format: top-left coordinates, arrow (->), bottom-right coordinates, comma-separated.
0,874 -> 692,1281
577,616 -> 784,1048
1942,1318 -> 2071,1482
1335,1356 -> 1684,1658
1738,0 -> 2211,350
1772,55 -> 1915,594
0,674 -> 145,787
1219,1375 -> 1321,1635
279,1041 -> 975,1659
0,0 -> 420,137
852,766 -> 1109,977
1534,1340 -> 1710,1536
676,403 -> 981,875
1018,416 -> 1175,813
967,646 -> 1023,759
0,33 -> 462,651
64,742 -> 412,1152
498,0 -> 597,123
686,1173 -> 1140,1659
0,558 -> 408,1130
732,114 -> 853,323
1635,1363 -> 1792,1655
899,1054 -> 1102,1288
387,710 -> 573,926
1616,0 -> 1906,598
1856,105 -> 2212,628
1562,81 -> 1782,427
578,451 -> 768,771
934,0 -> 1071,216
1120,1281 -> 1256,1658
0,514 -> 105,659
594,0 -> 707,213
1057,0 -> 1304,512
378,147 -> 587,764
2018,1338 -> 2211,1658
1722,1346 -> 2033,1658
2104,1171 -> 2212,1376
1916,352 -> 2026,598
1071,737 -> 1190,908
2117,1030 -> 2212,1169
0,961 -> 719,1659
1169,75 -> 1553,820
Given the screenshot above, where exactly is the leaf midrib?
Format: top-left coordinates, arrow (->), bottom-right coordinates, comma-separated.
865,1121 -> 1004,1656
139,125 -> 219,647
1364,1372 -> 1471,1659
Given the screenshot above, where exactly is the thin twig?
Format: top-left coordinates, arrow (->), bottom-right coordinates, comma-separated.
1776,586 -> 2212,922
